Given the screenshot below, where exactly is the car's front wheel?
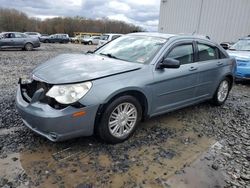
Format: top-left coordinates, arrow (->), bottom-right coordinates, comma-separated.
212,78 -> 231,106
97,95 -> 142,143
24,43 -> 33,51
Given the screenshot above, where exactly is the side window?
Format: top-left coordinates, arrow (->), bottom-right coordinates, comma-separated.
14,33 -> 24,38
198,43 -> 218,61
167,44 -> 194,65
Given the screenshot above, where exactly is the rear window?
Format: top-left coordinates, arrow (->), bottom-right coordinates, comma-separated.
197,43 -> 218,61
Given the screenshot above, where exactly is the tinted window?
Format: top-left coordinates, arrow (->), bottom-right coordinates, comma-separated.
198,44 -> 218,61
167,44 -> 194,64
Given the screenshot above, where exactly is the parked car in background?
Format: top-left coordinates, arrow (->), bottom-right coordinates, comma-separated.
48,34 -> 70,43
98,33 -> 122,47
73,35 -> 84,44
227,37 -> 250,80
82,36 -> 100,45
39,34 -> 50,43
92,36 -> 101,45
220,42 -> 234,50
16,32 -> 235,143
69,36 -> 76,43
24,32 -> 41,39
0,32 -> 40,51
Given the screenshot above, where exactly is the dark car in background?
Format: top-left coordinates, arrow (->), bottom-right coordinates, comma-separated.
39,34 -> 70,43
0,32 -> 40,51
48,34 -> 70,43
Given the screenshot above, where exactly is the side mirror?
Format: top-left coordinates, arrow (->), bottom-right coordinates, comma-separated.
158,58 -> 180,69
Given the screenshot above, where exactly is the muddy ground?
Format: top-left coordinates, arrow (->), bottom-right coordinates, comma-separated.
0,43 -> 249,188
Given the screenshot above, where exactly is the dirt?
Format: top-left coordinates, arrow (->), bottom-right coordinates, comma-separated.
0,43 -> 250,188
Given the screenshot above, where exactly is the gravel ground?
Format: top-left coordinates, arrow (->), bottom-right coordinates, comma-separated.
0,43 -> 249,188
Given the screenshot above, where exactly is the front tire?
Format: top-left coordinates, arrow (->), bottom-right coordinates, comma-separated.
212,78 -> 231,106
97,95 -> 142,144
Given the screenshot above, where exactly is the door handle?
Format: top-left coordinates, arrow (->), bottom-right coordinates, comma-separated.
217,62 -> 223,66
189,66 -> 198,71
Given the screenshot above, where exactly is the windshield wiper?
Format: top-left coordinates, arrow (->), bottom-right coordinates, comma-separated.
100,53 -> 119,59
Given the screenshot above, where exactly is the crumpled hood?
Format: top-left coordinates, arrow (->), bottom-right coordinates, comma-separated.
227,50 -> 250,61
32,54 -> 142,84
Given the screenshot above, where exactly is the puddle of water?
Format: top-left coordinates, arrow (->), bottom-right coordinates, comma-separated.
166,142 -> 226,188
0,153 -> 27,188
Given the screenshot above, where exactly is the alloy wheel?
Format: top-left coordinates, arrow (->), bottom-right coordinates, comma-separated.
217,80 -> 229,102
108,102 -> 138,138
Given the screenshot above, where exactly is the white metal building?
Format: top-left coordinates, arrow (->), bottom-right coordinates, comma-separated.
158,0 -> 250,43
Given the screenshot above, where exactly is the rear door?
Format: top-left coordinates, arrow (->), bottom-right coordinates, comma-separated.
194,41 -> 224,98
151,41 -> 200,115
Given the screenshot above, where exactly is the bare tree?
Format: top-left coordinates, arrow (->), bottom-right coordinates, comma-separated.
0,8 -> 144,36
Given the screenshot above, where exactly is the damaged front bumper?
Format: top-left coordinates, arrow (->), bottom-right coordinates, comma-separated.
15,79 -> 99,142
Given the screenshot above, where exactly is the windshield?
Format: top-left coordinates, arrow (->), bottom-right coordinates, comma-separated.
95,35 -> 167,64
230,39 -> 250,51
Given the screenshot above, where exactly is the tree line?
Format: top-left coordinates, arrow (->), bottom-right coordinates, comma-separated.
0,8 -> 143,36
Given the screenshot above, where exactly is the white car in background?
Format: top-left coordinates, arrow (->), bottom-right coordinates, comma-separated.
98,33 -> 123,47
24,32 -> 41,39
82,36 -> 101,45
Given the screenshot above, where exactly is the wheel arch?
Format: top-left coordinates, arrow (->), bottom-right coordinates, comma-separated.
94,89 -> 149,134
225,74 -> 234,89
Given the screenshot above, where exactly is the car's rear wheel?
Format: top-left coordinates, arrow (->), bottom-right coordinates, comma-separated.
45,39 -> 49,43
97,95 -> 142,144
24,43 -> 33,51
88,41 -> 92,45
212,78 -> 231,106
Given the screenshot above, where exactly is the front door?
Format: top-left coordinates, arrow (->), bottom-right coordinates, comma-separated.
0,33 -> 15,48
151,42 -> 199,115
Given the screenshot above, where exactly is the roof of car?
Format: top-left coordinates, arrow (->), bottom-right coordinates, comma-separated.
129,32 -> 176,39
128,32 -> 210,41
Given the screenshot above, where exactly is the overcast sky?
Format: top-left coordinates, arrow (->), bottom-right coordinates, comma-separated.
0,0 -> 161,31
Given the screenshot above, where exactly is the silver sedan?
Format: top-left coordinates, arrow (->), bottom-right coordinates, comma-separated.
0,32 -> 40,51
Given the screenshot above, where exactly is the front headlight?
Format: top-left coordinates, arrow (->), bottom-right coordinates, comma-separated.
46,82 -> 92,104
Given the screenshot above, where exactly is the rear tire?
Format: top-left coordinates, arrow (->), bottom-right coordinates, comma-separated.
212,78 -> 231,106
97,95 -> 142,144
24,43 -> 33,51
